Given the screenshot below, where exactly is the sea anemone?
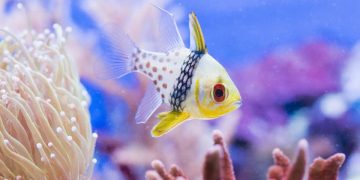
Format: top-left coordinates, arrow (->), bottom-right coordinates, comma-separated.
0,24 -> 96,179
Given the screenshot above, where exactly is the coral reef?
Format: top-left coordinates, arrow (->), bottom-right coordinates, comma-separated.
341,43 -> 360,102
268,140 -> 345,180
1,1 -> 358,179
227,41 -> 353,178
0,24 -> 96,179
145,130 -> 235,180
0,0 -> 68,32
146,130 -> 345,180
235,41 -> 347,134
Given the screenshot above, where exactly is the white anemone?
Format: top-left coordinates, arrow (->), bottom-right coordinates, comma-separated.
0,25 -> 96,179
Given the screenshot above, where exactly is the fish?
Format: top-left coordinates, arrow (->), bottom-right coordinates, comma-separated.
95,6 -> 242,137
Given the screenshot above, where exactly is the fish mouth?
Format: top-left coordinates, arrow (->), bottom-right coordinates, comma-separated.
232,100 -> 242,108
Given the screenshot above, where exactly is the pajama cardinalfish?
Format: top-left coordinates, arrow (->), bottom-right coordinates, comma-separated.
95,7 -> 242,137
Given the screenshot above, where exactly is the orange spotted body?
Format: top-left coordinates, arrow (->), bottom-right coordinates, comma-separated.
132,48 -> 190,103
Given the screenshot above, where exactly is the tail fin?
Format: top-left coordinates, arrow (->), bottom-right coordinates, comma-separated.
93,24 -> 137,80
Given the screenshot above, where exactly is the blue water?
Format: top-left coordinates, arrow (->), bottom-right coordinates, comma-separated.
6,0 -> 360,65
179,0 -> 360,65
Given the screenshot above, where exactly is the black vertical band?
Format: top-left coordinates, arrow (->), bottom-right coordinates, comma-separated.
170,51 -> 203,111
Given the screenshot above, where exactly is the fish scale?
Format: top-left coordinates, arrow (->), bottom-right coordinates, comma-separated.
132,48 -> 190,103
170,51 -> 203,111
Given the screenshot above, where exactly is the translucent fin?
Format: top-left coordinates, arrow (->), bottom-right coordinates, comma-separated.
189,12 -> 207,53
152,4 -> 185,51
135,82 -> 162,124
151,111 -> 190,137
93,24 -> 137,80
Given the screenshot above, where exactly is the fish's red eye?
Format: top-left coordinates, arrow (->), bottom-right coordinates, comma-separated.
213,83 -> 226,103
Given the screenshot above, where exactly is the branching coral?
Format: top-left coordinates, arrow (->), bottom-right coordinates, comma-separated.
145,130 -> 346,180
145,160 -> 187,180
145,130 -> 235,180
0,25 -> 96,179
268,140 -> 345,180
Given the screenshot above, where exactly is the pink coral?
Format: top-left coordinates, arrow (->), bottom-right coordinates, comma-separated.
146,131 -> 346,180
267,139 -> 345,180
145,130 -> 236,180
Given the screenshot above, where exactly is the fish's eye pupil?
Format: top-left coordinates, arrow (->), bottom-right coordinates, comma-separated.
215,89 -> 223,97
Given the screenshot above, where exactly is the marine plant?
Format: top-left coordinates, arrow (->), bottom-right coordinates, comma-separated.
0,24 -> 96,179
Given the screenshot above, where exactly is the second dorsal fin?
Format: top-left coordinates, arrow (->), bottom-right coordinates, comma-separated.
151,4 -> 185,52
189,12 -> 207,53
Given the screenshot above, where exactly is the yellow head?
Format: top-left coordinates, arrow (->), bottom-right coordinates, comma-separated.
186,54 -> 241,119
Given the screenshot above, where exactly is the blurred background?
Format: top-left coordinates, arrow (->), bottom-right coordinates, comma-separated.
1,0 -> 360,179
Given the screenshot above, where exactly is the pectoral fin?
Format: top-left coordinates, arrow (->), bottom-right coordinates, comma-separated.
151,111 -> 190,137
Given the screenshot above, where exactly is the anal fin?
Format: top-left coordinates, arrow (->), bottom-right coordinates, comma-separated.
135,82 -> 162,124
151,111 -> 190,137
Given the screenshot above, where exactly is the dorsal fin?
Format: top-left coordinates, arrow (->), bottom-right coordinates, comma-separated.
151,4 -> 185,52
189,12 -> 207,53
